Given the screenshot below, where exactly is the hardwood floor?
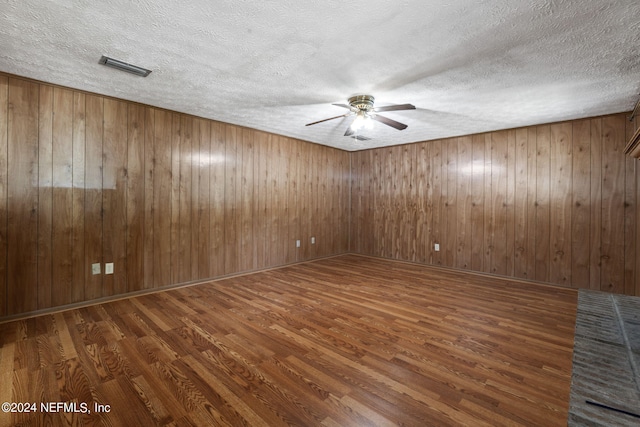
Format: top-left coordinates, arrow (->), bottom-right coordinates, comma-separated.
0,255 -> 578,426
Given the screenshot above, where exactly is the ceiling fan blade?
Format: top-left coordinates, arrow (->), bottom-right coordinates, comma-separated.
372,114 -> 408,130
373,103 -> 416,112
332,103 -> 353,110
344,122 -> 356,136
305,113 -> 351,126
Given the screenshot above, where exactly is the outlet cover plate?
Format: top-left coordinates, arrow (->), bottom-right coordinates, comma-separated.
105,263 -> 114,275
92,263 -> 101,275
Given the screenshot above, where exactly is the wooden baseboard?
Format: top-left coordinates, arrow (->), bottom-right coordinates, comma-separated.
0,253 -> 348,324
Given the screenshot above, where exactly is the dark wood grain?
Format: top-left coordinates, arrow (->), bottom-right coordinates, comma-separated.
210,121 -> 226,277
103,98 -> 128,296
549,122 -> 572,285
197,118 -> 212,279
52,88 -> 75,307
351,112 -> 639,296
0,255 -> 577,426
0,74 -> 350,319
37,84 -> 53,310
153,109 -> 172,287
127,103 -> 145,293
84,94 -> 104,300
7,78 -> 39,315
0,76 -> 7,317
71,92 -> 86,303
571,120 -> 591,288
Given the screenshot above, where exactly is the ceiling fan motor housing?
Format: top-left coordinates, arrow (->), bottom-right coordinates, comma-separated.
348,94 -> 375,111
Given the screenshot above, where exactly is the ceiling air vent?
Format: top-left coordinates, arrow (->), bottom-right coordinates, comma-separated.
99,55 -> 152,77
351,135 -> 372,141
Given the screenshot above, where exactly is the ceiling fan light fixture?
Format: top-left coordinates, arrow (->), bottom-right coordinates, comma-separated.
99,55 -> 152,77
350,110 -> 372,132
306,93 -> 414,139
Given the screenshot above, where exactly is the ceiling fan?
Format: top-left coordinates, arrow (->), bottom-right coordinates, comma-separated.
305,94 -> 416,137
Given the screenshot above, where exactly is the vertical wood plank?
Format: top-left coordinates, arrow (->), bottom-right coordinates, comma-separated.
154,109 -> 172,287
126,103 -> 145,292
490,131 -> 508,276
317,144 -> 329,259
372,148 -> 382,257
482,134 -> 492,273
224,124 -> 238,274
84,94 -> 103,300
330,148 -> 341,255
71,92 -> 86,303
170,113 -> 182,285
363,148 -> 374,256
381,146 -> 392,258
343,150 -> 351,253
572,119 -> 591,288
253,131 -> 269,269
549,122 -> 572,286
7,78 -> 39,315
299,138 -> 311,260
415,143 -> 427,263
590,118 -> 602,290
430,140 -> 442,266
51,87 -> 74,306
102,98 -> 128,296
525,127 -> 538,280
470,135 -> 485,272
398,145 -> 411,261
406,144 -> 417,262
601,114 -> 626,293
210,121 -> 225,277
38,84 -> 53,309
358,149 -> 367,256
0,76 -> 8,317
240,129 -> 255,270
197,119 -> 211,278
307,145 -> 320,258
266,133 -> 278,265
444,139 -> 457,267
535,125 -> 551,282
283,138 -> 295,261
143,107 -> 155,289
505,130 -> 516,277
189,117 -> 201,279
178,115 -> 193,283
457,136 -> 472,269
513,128 -> 529,279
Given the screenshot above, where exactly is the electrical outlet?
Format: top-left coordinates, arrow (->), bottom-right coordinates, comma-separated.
105,263 -> 114,275
311,237 -> 315,244
434,243 -> 440,252
92,263 -> 101,275
296,239 -> 301,248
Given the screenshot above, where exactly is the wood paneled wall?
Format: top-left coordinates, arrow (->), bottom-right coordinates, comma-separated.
2,71 -> 638,318
0,75 -> 350,318
351,112 -> 640,296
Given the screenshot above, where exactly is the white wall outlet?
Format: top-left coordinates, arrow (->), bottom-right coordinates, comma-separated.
92,263 -> 101,275
296,239 -> 301,248
434,243 -> 440,252
105,263 -> 114,275
311,237 -> 315,244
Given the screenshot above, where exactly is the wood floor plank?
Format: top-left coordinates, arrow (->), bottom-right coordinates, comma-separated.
0,255 -> 577,426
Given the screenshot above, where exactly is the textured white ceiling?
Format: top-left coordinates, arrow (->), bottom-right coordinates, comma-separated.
1,0 -> 639,151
